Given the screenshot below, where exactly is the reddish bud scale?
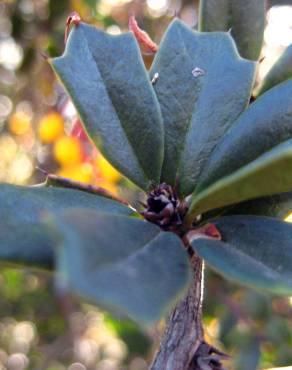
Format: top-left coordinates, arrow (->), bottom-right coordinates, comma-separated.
184,223 -> 222,245
65,11 -> 81,44
202,223 -> 222,239
129,15 -> 158,54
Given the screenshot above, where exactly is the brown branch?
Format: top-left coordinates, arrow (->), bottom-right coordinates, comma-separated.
36,167 -> 132,208
150,254 -> 204,370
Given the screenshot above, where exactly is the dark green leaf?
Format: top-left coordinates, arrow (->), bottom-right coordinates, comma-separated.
257,44 -> 292,96
229,0 -> 265,61
191,216 -> 292,295
199,193 -> 292,223
199,0 -> 266,60
198,81 -> 292,192
0,184 -> 133,269
50,23 -> 164,190
0,219 -> 54,269
226,192 -> 292,219
52,210 -> 190,325
188,140 -> 292,217
198,0 -> 230,31
150,19 -> 255,195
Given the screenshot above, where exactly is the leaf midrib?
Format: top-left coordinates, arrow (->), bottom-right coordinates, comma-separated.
79,25 -> 150,186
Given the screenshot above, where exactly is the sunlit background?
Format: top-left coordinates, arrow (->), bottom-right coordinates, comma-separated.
0,0 -> 291,369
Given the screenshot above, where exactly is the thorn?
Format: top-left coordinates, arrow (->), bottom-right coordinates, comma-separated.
65,11 -> 81,45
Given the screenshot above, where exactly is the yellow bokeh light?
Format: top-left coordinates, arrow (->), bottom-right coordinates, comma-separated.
284,213 -> 292,223
0,135 -> 17,164
9,112 -> 31,136
95,178 -> 118,195
58,163 -> 94,184
53,136 -> 82,166
38,112 -> 64,144
96,155 -> 121,183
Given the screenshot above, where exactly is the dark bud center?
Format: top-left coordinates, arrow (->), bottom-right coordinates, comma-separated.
142,183 -> 188,232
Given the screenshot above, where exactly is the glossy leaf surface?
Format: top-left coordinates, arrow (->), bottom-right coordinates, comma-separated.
227,192 -> 292,219
198,81 -> 292,191
189,140 -> 292,217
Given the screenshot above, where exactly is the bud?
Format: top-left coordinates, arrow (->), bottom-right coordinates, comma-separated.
142,183 -> 188,232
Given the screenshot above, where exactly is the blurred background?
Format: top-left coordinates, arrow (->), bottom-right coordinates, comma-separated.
0,0 -> 291,369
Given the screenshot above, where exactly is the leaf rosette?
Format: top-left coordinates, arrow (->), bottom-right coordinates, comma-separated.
1,6 -> 292,325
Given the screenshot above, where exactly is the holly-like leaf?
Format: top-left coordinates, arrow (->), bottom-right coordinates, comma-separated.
50,23 -> 164,190
257,44 -> 292,96
0,184 -> 133,269
191,216 -> 292,295
188,140 -> 292,218
51,210 -> 191,325
150,19 -> 255,195
198,81 -> 292,192
199,0 -> 266,60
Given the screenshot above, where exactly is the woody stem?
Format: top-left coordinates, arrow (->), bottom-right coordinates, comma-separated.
150,254 -> 205,370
